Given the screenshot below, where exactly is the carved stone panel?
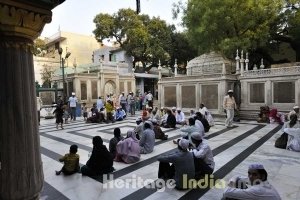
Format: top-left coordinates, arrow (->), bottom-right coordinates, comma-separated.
164,86 -> 176,107
81,81 -> 87,100
273,81 -> 295,103
127,81 -> 132,93
250,83 -> 265,103
182,85 -> 196,108
91,81 -> 98,99
201,85 -> 218,109
120,82 -> 124,93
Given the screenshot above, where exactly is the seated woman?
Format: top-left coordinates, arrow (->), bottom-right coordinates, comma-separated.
269,108 -> 285,125
81,136 -> 114,176
283,114 -> 300,152
115,130 -> 140,164
109,128 -> 124,159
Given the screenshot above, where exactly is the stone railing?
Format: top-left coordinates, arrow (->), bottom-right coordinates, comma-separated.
242,66 -> 300,77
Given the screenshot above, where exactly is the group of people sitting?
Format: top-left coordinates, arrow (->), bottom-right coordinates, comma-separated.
257,105 -> 299,125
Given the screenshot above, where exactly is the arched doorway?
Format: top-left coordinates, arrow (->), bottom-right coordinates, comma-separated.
104,80 -> 116,96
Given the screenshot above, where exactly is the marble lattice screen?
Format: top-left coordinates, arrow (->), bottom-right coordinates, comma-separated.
120,82 -> 124,93
164,86 -> 177,107
81,81 -> 87,100
250,83 -> 265,103
91,81 -> 98,99
182,85 -> 196,108
201,85 -> 218,109
127,82 -> 132,93
273,81 -> 295,103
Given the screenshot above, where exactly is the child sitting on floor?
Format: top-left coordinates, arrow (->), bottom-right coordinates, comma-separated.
56,144 -> 80,175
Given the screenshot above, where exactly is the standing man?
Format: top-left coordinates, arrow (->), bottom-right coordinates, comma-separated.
96,96 -> 104,111
223,90 -> 237,128
119,92 -> 127,113
68,92 -> 78,121
36,96 -> 42,125
146,91 -> 153,108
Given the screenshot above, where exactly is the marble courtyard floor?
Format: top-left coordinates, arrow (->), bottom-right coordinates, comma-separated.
39,114 -> 300,200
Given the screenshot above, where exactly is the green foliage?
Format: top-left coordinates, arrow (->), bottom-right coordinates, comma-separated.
40,64 -> 54,88
177,0 -> 281,57
93,9 -> 175,68
33,38 -> 47,56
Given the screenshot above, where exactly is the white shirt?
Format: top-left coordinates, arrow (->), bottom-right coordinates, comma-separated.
176,111 -> 185,123
96,99 -> 104,110
199,107 -> 208,116
192,140 -> 215,169
36,97 -> 42,110
68,96 -> 78,107
146,93 -> 153,101
284,127 -> 300,152
223,181 -> 281,200
195,119 -> 205,136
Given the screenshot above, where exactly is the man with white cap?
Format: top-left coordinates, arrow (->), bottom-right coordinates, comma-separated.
157,139 -> 195,189
190,132 -> 214,179
119,92 -> 127,113
288,105 -> 300,121
222,163 -> 281,200
176,108 -> 185,125
223,90 -> 237,127
68,92 -> 78,121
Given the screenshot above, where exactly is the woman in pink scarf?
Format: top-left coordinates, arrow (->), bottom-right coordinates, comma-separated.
269,108 -> 285,125
115,130 -> 141,164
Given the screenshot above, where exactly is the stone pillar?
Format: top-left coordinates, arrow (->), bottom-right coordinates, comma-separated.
0,1 -> 64,199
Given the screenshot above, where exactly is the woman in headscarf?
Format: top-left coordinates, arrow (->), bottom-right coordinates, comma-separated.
109,128 -> 124,158
115,130 -> 140,163
269,108 -> 285,125
81,136 -> 114,176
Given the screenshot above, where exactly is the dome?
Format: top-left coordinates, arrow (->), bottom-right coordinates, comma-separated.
187,52 -> 233,76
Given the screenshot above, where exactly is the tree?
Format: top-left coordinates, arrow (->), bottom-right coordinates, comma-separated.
93,9 -> 172,69
175,0 -> 300,63
270,1 -> 300,61
40,64 -> 54,88
33,38 -> 47,56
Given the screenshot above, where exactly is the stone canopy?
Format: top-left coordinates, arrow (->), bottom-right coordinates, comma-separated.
186,51 -> 234,76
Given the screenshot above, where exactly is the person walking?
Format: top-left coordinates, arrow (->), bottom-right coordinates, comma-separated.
223,90 -> 237,128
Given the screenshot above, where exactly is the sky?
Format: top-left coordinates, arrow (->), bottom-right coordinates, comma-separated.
41,0 -> 186,37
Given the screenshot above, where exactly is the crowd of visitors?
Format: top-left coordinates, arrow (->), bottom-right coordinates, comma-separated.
50,89 -> 299,199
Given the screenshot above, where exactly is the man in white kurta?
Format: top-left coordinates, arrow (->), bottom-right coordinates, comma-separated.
223,90 -> 237,127
222,164 -> 281,200
287,106 -> 300,121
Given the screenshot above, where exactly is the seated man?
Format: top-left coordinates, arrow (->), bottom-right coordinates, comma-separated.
157,139 -> 195,190
222,164 -> 281,200
152,119 -> 168,140
134,118 -> 143,140
180,118 -> 203,144
140,121 -> 155,154
190,132 -> 214,180
176,108 -> 186,125
115,107 -> 126,121
195,112 -> 210,132
162,109 -> 176,128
